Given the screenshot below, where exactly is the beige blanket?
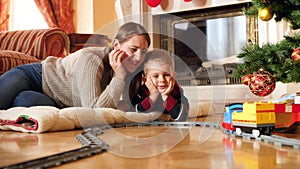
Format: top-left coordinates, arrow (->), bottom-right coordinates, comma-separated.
0,103 -> 213,133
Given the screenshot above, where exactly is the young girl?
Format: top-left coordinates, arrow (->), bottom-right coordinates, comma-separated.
0,22 -> 150,110
131,49 -> 189,121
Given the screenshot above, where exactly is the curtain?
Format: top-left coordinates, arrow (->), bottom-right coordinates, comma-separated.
0,0 -> 9,31
34,0 -> 75,33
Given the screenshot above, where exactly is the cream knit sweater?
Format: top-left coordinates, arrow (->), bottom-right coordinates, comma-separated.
41,47 -> 125,108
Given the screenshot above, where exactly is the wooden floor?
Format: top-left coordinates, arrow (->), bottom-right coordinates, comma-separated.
0,118 -> 299,169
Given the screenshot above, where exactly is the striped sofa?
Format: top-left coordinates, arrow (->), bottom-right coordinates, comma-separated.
0,28 -> 70,75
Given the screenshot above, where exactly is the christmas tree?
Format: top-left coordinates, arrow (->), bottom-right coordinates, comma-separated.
234,0 -> 300,83
245,0 -> 300,29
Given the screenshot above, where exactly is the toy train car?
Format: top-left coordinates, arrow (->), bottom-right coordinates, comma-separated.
222,103 -> 243,133
222,102 -> 300,137
274,104 -> 300,132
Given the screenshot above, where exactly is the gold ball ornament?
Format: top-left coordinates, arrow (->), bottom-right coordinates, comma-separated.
258,7 -> 274,21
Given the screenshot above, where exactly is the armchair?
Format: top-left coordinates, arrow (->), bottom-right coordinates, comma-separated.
0,28 -> 70,74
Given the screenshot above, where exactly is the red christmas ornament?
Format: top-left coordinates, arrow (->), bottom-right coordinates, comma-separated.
291,47 -> 300,61
248,69 -> 276,97
241,74 -> 252,86
145,0 -> 161,7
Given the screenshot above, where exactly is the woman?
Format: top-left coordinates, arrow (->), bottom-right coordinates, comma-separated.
0,22 -> 151,110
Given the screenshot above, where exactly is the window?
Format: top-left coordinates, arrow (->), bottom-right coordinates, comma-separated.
9,0 -> 48,30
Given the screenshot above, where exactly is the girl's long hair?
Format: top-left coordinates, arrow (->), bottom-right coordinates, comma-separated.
104,22 -> 151,104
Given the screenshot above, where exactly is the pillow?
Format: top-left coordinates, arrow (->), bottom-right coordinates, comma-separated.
0,50 -> 40,74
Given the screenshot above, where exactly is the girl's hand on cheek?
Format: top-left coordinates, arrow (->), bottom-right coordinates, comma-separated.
109,48 -> 128,80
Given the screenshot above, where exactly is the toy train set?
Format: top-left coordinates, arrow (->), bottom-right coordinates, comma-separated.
222,102 -> 300,137
3,103 -> 300,168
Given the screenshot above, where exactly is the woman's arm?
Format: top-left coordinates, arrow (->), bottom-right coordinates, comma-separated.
73,48 -> 125,108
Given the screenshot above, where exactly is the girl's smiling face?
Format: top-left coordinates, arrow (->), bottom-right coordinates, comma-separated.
114,35 -> 149,73
145,61 -> 174,93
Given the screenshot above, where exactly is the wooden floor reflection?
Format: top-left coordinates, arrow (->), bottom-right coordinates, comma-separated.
0,121 -> 299,169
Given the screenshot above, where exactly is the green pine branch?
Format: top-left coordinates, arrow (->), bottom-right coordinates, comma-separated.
234,33 -> 300,83
245,0 -> 300,29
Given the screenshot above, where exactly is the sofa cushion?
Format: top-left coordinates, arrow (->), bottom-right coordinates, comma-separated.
0,50 -> 40,74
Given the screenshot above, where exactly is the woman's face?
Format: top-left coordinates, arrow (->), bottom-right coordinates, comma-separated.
114,35 -> 149,73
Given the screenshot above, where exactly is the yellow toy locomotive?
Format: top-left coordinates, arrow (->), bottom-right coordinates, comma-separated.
222,102 -> 300,137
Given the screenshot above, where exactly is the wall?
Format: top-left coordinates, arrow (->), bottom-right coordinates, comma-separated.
72,0 -> 290,41
73,0 -> 117,33
73,0 -> 93,33
148,0 -> 251,15
93,0 -> 117,32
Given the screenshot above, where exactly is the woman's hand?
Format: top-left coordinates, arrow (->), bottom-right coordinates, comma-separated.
161,77 -> 175,101
145,75 -> 159,103
109,48 -> 128,80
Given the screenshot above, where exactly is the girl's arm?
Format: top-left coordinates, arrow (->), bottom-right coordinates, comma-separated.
73,49 -> 125,108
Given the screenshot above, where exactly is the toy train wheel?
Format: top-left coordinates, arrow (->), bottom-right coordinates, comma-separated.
224,129 -> 234,135
235,128 -> 242,136
252,129 -> 260,137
